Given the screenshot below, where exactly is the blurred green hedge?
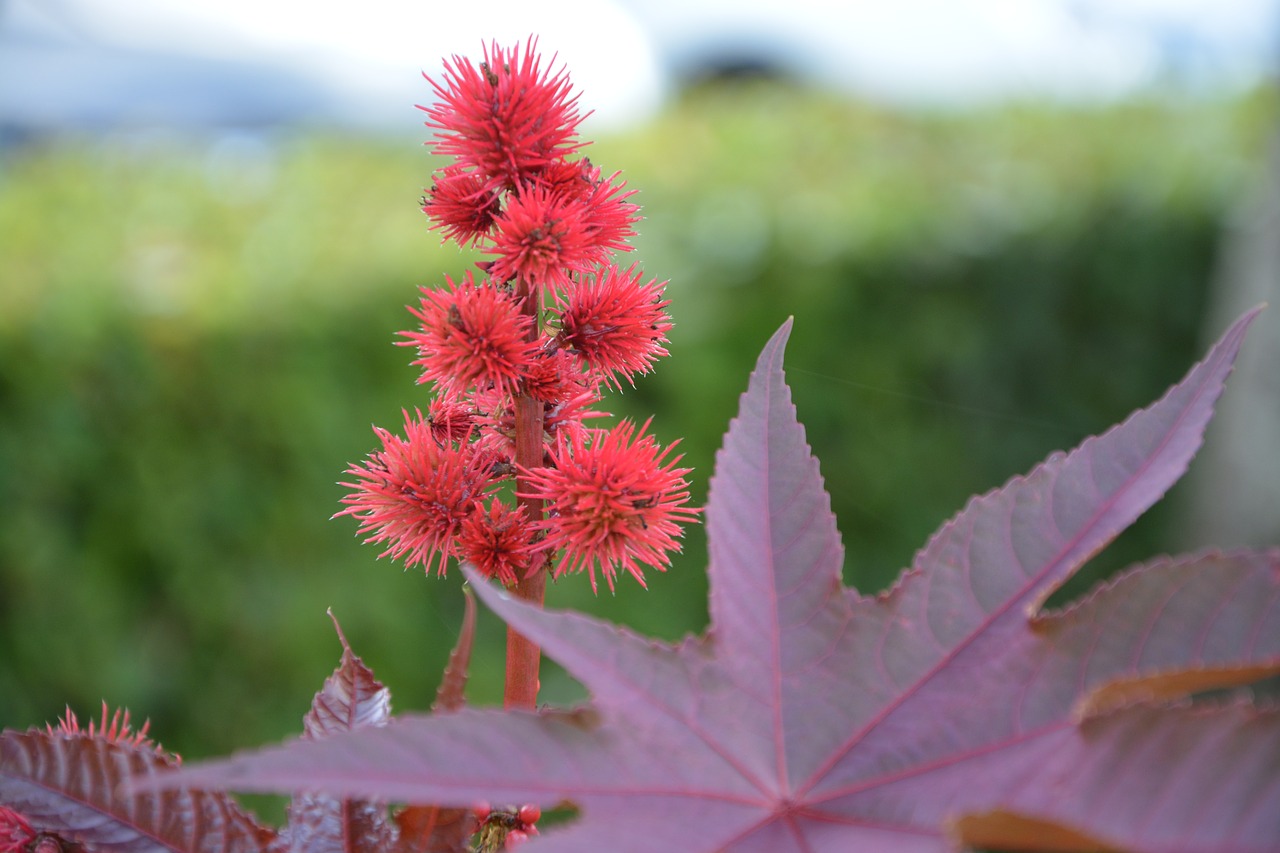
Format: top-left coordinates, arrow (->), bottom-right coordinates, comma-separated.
0,83 -> 1269,762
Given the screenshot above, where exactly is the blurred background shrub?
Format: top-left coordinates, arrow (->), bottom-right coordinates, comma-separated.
0,80 -> 1272,764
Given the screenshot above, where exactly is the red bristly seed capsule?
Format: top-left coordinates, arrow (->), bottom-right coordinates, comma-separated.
504,829 -> 529,850
517,804 -> 541,825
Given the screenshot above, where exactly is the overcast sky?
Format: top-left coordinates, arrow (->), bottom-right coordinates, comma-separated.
3,0 -> 1276,132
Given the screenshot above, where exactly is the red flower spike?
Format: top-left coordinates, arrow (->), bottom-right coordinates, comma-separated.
339,39 -> 688,601
422,37 -> 584,193
0,807 -> 35,853
486,183 -> 603,292
458,501 -> 536,586
521,419 -> 700,594
402,273 -> 538,398
559,263 -> 672,389
423,166 -> 501,246
337,410 -> 499,575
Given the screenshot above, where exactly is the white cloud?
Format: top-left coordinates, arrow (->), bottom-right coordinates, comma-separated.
44,0 -> 663,130
6,0 -> 1273,132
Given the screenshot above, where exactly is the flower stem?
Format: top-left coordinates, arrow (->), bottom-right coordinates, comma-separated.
505,284 -> 545,710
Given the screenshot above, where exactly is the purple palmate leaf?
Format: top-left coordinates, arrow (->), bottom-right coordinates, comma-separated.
141,309 -> 1278,852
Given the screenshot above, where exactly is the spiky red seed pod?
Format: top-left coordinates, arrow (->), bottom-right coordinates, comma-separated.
516,804 -> 541,825
425,395 -> 477,445
504,829 -> 529,850
423,166 -> 501,246
486,183 -> 602,292
422,37 -> 584,194
520,419 -> 700,593
402,273 -> 538,398
522,349 -> 584,404
534,157 -> 594,201
558,263 -> 672,389
337,410 -> 499,575
457,501 -> 536,586
485,167 -> 639,292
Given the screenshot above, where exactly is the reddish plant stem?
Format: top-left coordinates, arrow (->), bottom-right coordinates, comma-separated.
504,281 -> 546,711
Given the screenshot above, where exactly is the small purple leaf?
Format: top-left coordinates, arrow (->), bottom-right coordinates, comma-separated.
302,611 -> 393,739
276,613 -> 394,853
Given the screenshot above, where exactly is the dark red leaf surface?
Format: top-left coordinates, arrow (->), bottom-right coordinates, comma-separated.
148,310 -> 1279,852
274,613 -> 394,853
394,590 -> 478,853
301,613 -> 393,740
0,730 -> 273,853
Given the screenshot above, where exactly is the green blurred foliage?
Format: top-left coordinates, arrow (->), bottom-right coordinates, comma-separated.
0,83 -> 1271,763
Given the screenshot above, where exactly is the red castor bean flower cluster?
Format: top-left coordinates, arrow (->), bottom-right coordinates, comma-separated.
338,38 -> 699,593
